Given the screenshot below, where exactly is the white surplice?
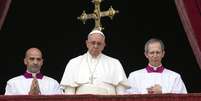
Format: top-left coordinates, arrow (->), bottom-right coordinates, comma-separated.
5,75 -> 61,95
126,68 -> 187,94
60,52 -> 129,95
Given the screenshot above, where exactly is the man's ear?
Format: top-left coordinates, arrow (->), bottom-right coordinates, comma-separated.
144,52 -> 148,58
103,41 -> 106,47
41,59 -> 44,65
24,58 -> 27,65
86,40 -> 89,48
162,50 -> 165,58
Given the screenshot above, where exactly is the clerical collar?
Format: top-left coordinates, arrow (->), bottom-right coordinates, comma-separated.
23,71 -> 43,79
146,64 -> 164,73
87,51 -> 102,59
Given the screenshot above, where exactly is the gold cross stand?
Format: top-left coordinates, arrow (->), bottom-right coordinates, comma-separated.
77,0 -> 119,31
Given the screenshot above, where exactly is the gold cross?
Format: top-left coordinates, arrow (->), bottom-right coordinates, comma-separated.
77,0 -> 119,31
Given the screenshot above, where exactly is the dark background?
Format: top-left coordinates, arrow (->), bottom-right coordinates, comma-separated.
1,0 -> 201,94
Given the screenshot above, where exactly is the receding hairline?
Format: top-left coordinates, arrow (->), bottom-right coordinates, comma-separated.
144,38 -> 165,53
25,48 -> 42,58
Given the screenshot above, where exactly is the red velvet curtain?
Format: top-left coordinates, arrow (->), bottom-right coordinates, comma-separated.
0,0 -> 11,30
175,0 -> 201,69
1,94 -> 201,101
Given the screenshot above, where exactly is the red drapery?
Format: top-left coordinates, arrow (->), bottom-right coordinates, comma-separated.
1,94 -> 201,101
175,0 -> 201,69
0,0 -> 11,30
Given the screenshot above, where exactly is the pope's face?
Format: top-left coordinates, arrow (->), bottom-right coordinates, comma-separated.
145,42 -> 165,67
86,33 -> 105,57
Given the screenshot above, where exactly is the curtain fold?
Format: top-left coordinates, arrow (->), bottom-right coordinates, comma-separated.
0,0 -> 12,30
175,0 -> 201,69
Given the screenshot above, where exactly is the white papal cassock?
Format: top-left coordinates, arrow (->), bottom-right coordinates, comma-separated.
5,75 -> 61,95
60,52 -> 129,95
126,67 -> 187,94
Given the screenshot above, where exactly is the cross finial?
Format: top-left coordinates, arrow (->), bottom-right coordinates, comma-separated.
77,0 -> 119,31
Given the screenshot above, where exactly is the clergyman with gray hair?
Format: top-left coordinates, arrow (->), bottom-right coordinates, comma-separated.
126,38 -> 187,94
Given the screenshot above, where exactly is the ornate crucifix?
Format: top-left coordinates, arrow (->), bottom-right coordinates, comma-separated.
77,0 -> 119,31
